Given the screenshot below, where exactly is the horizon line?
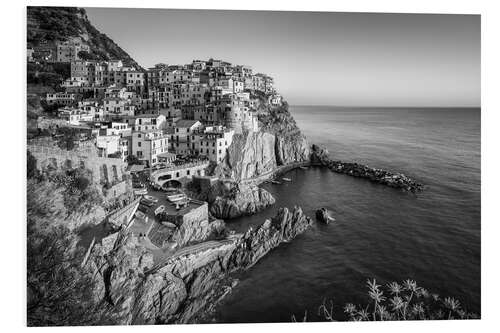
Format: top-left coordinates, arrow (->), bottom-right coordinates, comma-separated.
289,104 -> 481,109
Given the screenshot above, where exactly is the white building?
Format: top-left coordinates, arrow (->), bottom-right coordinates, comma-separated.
132,130 -> 169,166
125,114 -> 167,132
46,92 -> 76,106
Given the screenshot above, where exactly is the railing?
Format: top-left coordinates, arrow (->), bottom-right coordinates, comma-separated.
151,160 -> 210,176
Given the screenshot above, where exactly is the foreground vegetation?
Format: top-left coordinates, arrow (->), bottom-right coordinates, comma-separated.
293,278 -> 478,322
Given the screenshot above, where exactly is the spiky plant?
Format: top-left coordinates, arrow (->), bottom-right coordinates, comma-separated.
304,278 -> 478,322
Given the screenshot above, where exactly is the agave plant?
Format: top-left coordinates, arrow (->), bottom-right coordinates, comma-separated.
387,282 -> 402,295
307,278 -> 477,322
344,303 -> 357,315
403,279 -> 419,293
444,297 -> 461,319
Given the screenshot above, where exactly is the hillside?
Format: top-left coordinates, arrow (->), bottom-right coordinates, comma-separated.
27,6 -> 142,69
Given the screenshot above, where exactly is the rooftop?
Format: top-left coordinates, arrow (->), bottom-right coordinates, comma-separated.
175,119 -> 200,128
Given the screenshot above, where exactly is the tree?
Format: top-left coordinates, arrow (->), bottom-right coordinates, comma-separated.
77,50 -> 94,61
126,154 -> 141,166
27,151 -> 38,179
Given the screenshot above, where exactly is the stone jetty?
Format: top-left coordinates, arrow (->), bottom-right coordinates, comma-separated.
311,144 -> 423,192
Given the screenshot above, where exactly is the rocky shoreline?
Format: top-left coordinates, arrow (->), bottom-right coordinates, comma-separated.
311,144 -> 423,192
85,206 -> 312,324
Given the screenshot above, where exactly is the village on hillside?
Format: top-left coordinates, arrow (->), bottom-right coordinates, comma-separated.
27,41 -> 287,256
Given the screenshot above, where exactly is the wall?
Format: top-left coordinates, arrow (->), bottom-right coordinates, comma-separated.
28,139 -> 129,191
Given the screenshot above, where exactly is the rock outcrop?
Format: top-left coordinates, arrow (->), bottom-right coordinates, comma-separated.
311,144 -> 424,192
275,134 -> 311,166
227,206 -> 313,270
209,184 -> 275,219
187,179 -> 276,219
315,208 -> 335,224
215,131 -> 277,181
86,206 -> 312,324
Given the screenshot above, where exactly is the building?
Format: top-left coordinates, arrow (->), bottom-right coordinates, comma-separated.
55,38 -> 90,62
131,129 -> 169,166
223,93 -> 259,133
125,114 -> 166,132
196,126 -> 235,163
58,107 -> 94,125
103,97 -> 136,117
27,48 -> 34,62
96,134 -> 121,157
170,119 -> 203,155
46,92 -> 77,106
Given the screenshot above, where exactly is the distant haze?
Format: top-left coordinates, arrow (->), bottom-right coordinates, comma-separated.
85,8 -> 480,107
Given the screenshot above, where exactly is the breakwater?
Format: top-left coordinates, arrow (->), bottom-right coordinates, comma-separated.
311,144 -> 423,192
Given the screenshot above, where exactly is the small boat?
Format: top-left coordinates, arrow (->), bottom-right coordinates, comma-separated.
282,177 -> 292,182
144,195 -> 158,203
167,193 -> 186,203
154,205 -> 165,215
134,188 -> 147,196
161,221 -> 177,229
271,180 -> 282,185
299,166 -> 309,170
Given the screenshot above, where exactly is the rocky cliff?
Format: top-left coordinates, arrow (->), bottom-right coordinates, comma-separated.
275,133 -> 311,166
209,184 -> 276,219
85,206 -> 312,324
215,131 -> 277,181
186,179 -> 275,219
215,103 -> 311,183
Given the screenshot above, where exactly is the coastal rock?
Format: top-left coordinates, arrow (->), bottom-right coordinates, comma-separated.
315,208 -> 335,224
85,206 -> 312,324
214,131 -> 277,181
209,184 -> 276,219
227,206 -> 313,269
187,179 -> 276,219
275,134 -> 311,166
310,144 -> 423,192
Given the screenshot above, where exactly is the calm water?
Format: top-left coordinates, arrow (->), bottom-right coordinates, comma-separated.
211,106 -> 480,322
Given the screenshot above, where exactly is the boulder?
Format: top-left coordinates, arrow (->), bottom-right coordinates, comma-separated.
315,208 -> 335,224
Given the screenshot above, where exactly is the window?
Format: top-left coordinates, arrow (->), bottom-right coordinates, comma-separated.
176,172 -> 180,177
200,148 -> 203,153
138,142 -> 141,147
219,150 -> 222,154
187,170 -> 190,175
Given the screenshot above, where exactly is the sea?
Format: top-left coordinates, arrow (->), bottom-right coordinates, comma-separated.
211,106 -> 481,322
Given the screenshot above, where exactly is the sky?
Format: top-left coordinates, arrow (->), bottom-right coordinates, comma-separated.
85,8 -> 480,107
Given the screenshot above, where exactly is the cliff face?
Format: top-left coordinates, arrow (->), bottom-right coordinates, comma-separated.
215,103 -> 312,183
215,132 -> 277,181
275,134 -> 311,166
86,206 -> 312,324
